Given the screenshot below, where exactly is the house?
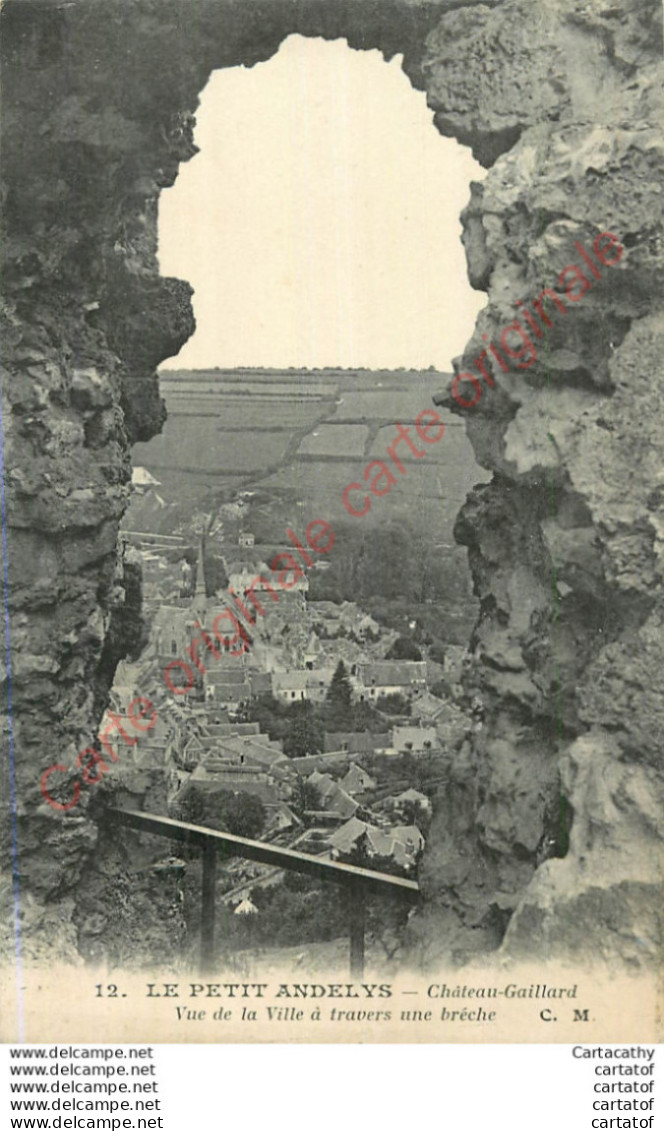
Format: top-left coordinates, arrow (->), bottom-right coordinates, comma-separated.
271,668 -> 335,704
340,763 -> 377,796
288,751 -> 351,775
323,731 -> 390,756
181,734 -> 210,769
185,731 -> 286,774
328,818 -> 422,871
432,699 -> 470,747
141,709 -> 182,751
203,668 -> 252,709
128,741 -> 169,771
304,632 -> 324,669
234,897 -> 258,916
249,671 -> 273,698
131,466 -> 161,490
266,803 -> 302,834
152,604 -> 195,659
272,670 -> 308,703
356,613 -> 381,640
306,771 -> 358,821
160,695 -> 204,739
189,762 -> 286,805
225,560 -> 273,593
306,602 -> 344,637
138,551 -> 170,590
442,644 -> 467,684
327,816 -> 368,857
206,722 -> 261,738
238,532 -> 255,548
226,559 -> 308,599
391,726 -> 438,754
304,668 -> 336,703
392,824 -> 425,857
391,788 -> 432,816
410,691 -> 448,725
107,682 -> 141,715
307,601 -> 380,641
357,661 -> 427,701
97,705 -> 152,766
218,734 -> 287,769
191,762 -> 265,786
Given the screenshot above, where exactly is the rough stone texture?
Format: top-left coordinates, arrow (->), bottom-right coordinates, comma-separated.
418,0 -> 664,968
74,773 -> 188,969
1,0 -> 662,970
501,732 -> 663,967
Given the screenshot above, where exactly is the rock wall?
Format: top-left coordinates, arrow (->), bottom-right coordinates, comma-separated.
415,0 -> 664,968
1,0 -> 662,968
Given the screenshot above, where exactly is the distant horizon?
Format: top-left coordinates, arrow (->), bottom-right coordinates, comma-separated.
159,364 -> 451,374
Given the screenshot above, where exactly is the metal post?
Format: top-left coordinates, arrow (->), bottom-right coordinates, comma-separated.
201,841 -> 217,973
349,884 -> 366,981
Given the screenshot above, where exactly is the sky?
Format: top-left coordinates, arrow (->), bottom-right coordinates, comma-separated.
158,34 -> 486,371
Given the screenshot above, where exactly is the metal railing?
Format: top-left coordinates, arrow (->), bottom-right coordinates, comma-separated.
101,807 -> 419,979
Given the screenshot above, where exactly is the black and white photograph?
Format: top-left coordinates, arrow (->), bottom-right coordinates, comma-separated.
1,0 -> 662,1047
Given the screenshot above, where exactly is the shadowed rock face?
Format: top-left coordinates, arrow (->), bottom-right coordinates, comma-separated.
1,0 -> 662,967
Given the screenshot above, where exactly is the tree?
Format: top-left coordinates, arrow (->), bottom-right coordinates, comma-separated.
349,699 -> 385,732
428,643 -> 447,666
399,799 -> 432,835
355,522 -> 418,601
172,787 -> 207,828
283,701 -> 324,758
324,660 -> 353,729
218,791 -> 266,839
292,778 -> 323,820
172,787 -> 265,839
237,694 -> 289,744
376,692 -> 411,716
386,636 -> 422,661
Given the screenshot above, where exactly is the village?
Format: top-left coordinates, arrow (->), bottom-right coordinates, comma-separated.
103,467 -> 472,951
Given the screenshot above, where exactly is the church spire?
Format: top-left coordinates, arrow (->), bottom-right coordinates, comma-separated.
192,535 -> 207,617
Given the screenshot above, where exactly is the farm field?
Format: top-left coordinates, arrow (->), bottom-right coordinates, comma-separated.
297,424 -> 369,458
329,386 -> 439,421
134,417 -> 293,473
132,368 -> 489,544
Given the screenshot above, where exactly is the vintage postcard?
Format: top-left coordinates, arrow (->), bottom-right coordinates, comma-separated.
1,0 -> 662,1045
